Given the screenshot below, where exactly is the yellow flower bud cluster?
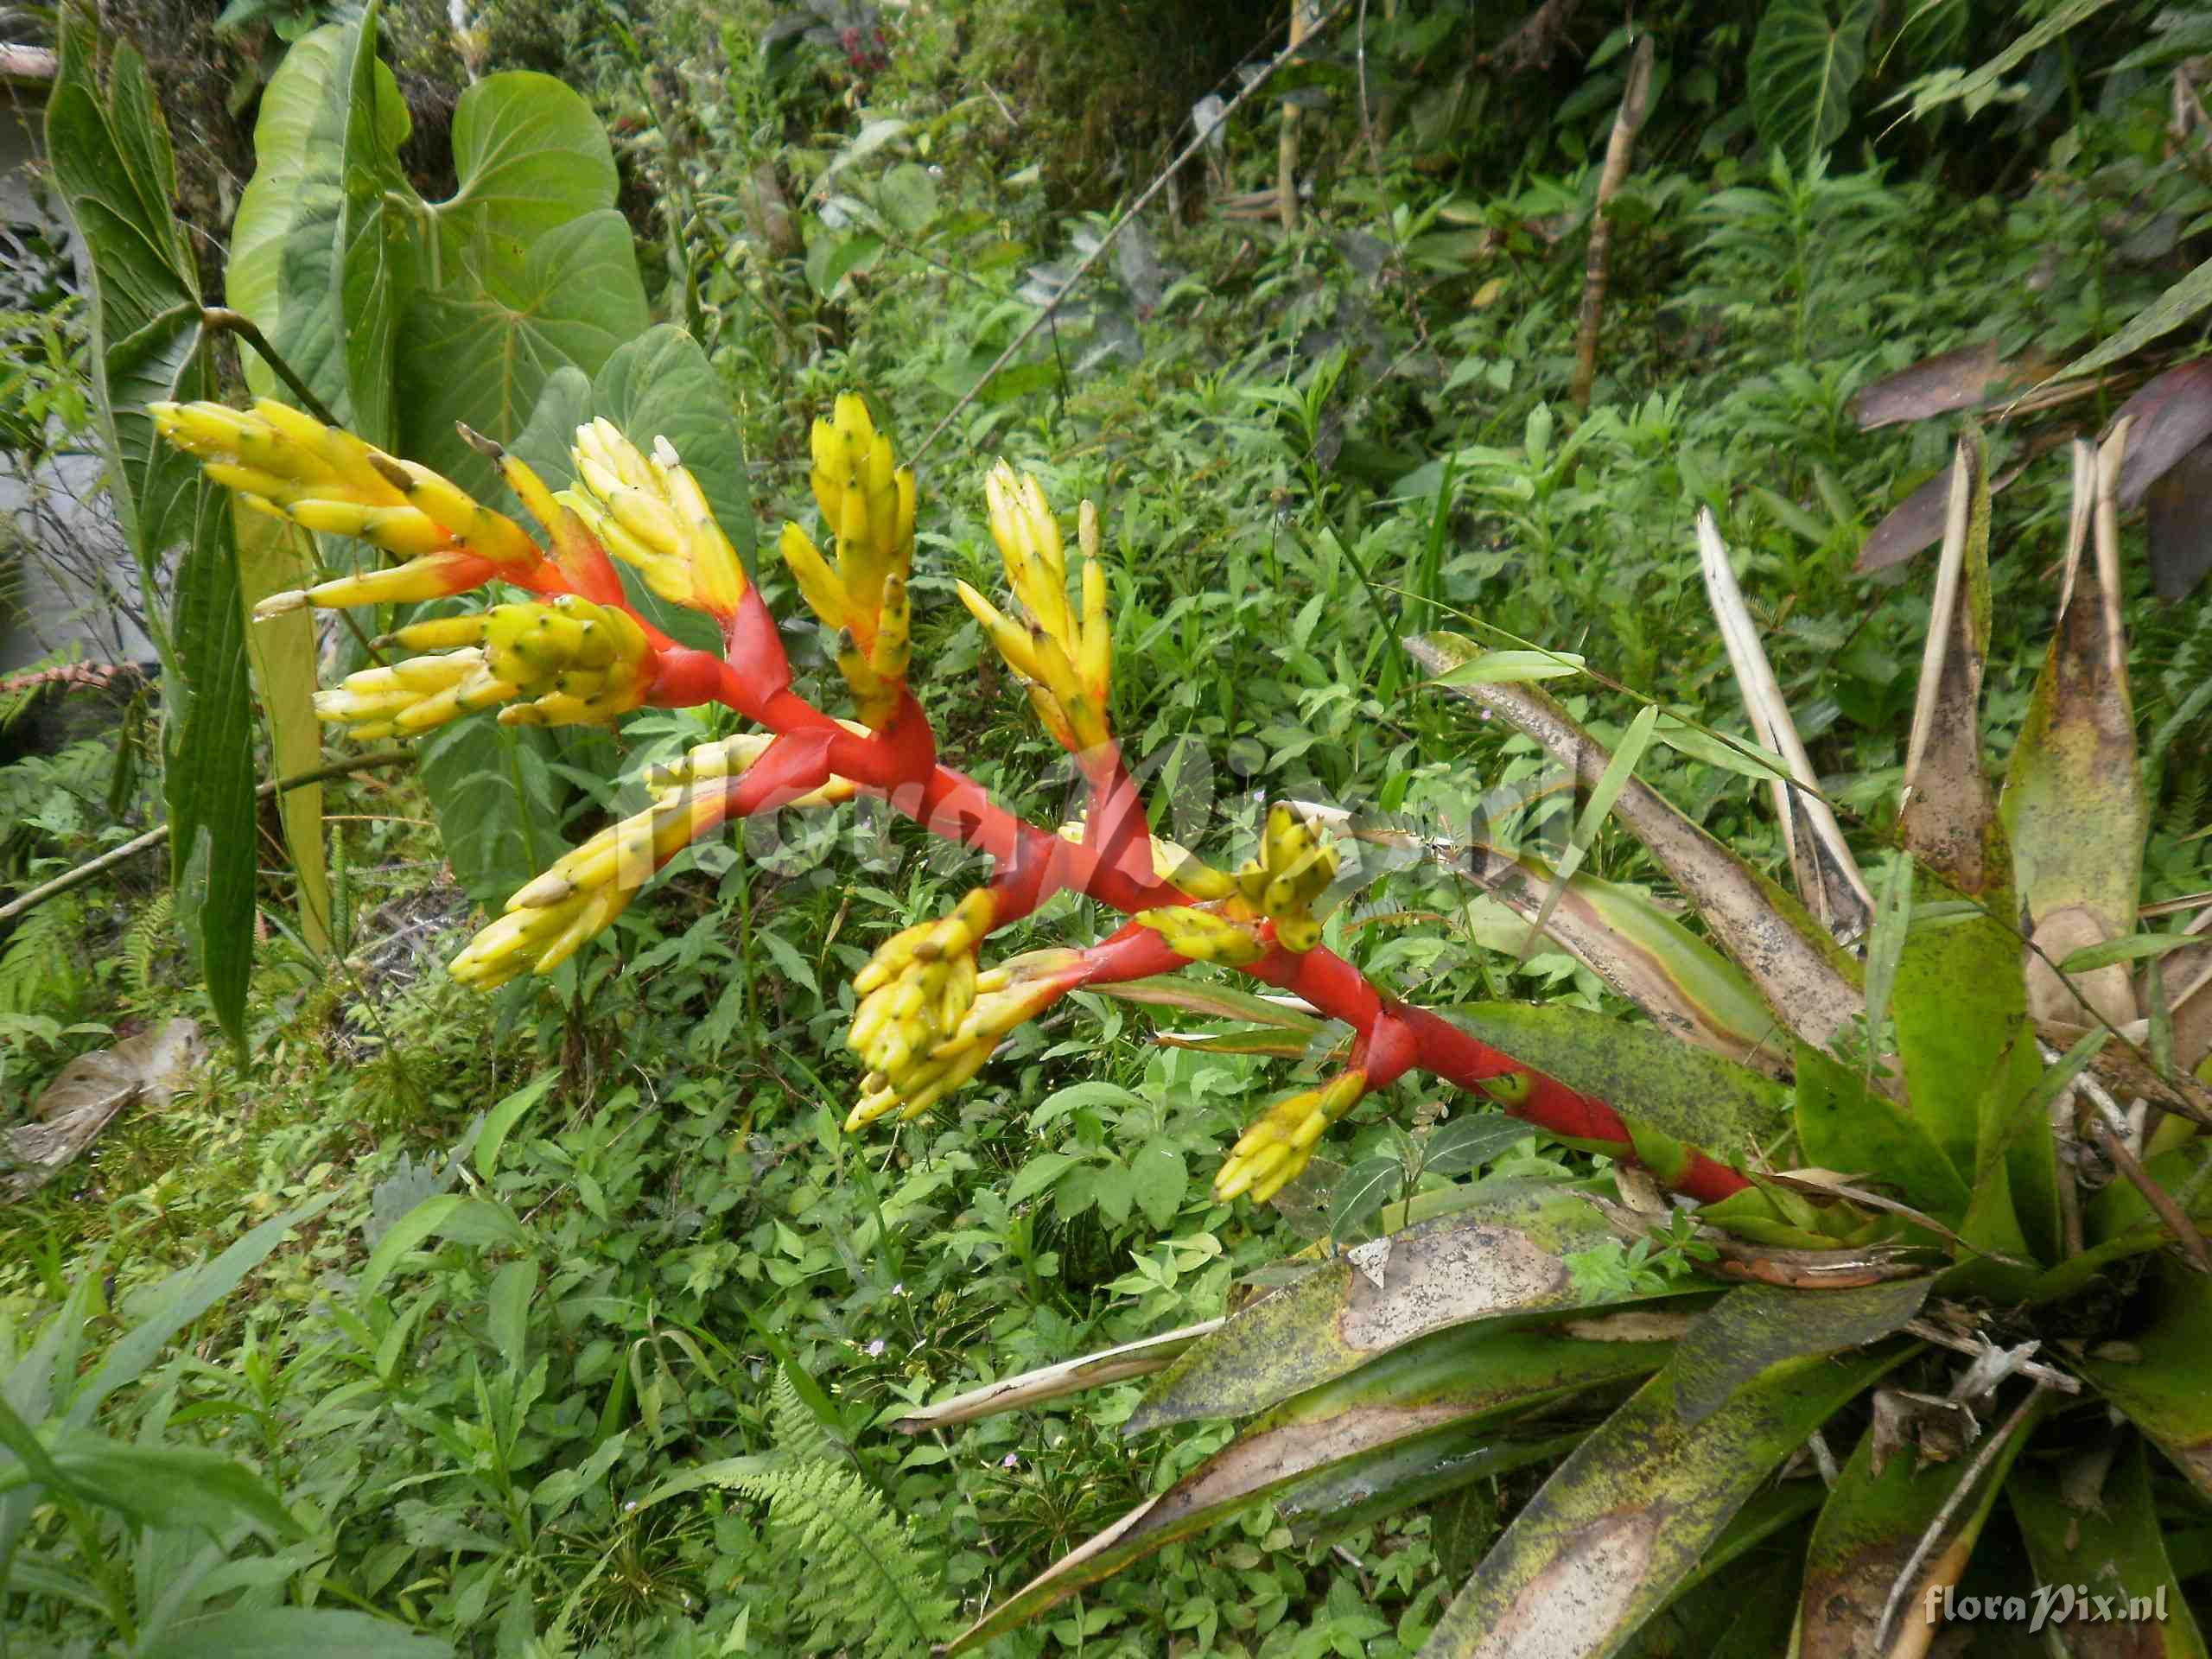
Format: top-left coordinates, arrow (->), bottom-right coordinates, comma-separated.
958,464 -> 1113,754
312,597 -> 655,740
1128,904 -> 1268,966
449,730 -> 854,989
1232,804 -> 1338,954
1126,804 -> 1338,963
561,419 -> 748,619
1215,1069 -> 1370,1204
844,887 -> 1000,1125
149,399 -> 542,615
777,395 -> 917,727
848,945 -> 1084,1131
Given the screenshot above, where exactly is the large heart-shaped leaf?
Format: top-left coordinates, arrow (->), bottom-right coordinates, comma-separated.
395,209 -> 649,499
225,3 -> 415,443
412,701 -> 564,905
431,69 -> 620,256
505,326 -> 758,653
1747,0 -> 1876,163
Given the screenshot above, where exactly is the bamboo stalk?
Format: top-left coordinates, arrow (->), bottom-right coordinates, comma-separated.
1569,35 -> 1656,411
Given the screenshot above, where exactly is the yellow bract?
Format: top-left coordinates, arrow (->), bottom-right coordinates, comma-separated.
150,399 -> 543,615
1131,905 -> 1268,966
957,464 -> 1114,754
1215,1069 -> 1370,1204
847,945 -> 1084,1130
777,395 -> 917,726
843,887 -> 1001,1123
1233,804 -> 1337,954
563,419 -> 749,620
450,731 -> 855,988
316,597 -> 657,740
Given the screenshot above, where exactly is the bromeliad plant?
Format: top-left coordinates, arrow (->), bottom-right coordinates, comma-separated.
150,390 -> 1753,1203
157,395 -> 2212,1656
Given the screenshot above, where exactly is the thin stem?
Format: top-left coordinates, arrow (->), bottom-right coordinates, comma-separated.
0,749 -> 417,926
200,308 -> 342,428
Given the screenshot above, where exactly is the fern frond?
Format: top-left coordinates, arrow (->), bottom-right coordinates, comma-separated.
766,1365 -> 840,1465
124,891 -> 175,997
0,898 -> 86,1019
731,1458 -> 956,1657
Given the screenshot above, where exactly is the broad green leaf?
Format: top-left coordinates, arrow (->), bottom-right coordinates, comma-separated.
1420,1319 -> 1905,1659
356,1194 -> 528,1299
2054,250 -> 2212,385
136,1609 -> 455,1658
2082,1260 -> 2212,1498
1281,1427 -> 1584,1548
503,344 -> 736,652
1798,1388 -> 2048,1653
1459,845 -> 1784,1075
951,1317 -> 1669,1652
1128,1179 -> 1672,1433
1445,1001 -> 1788,1161
1421,1115 -> 1535,1178
1747,0 -> 1876,162
1860,850 -> 1910,1078
225,3 -> 415,442
1330,1154 -> 1404,1248
434,70 -> 620,255
2079,1141 -> 2212,1256
412,709 -> 563,904
1649,714 -> 1792,783
0,1430 -> 301,1541
2010,1438 -> 2209,1658
69,1197 -> 332,1428
233,504 -> 330,954
486,1259 -> 537,1367
2060,932 -> 2197,973
952,1425 -> 1578,1654
1889,442 -> 2056,1262
396,209 -> 649,499
473,1067 -> 559,1182
1428,643 -> 1587,686
1668,1278 -> 1928,1425
45,11 -> 207,652
876,161 -> 939,235
1409,632 -> 1864,1055
1791,1042 -> 1971,1221
48,13 -> 260,1047
1129,1141 -> 1188,1231
167,496 -> 261,1049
